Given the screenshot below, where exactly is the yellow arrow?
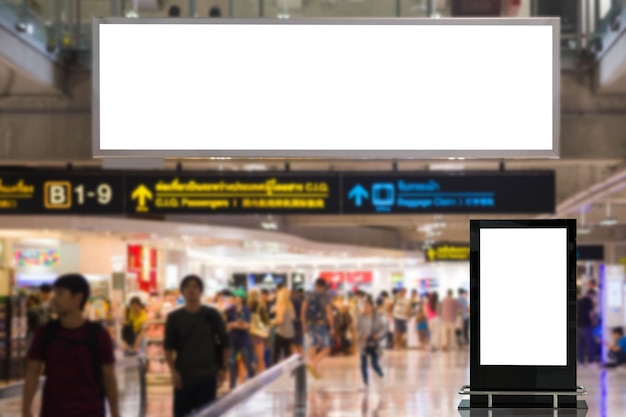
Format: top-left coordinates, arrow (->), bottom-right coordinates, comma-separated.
427,248 -> 436,262
131,184 -> 153,211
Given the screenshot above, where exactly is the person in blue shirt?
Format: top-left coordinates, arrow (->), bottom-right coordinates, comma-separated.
605,327 -> 626,368
225,287 -> 256,388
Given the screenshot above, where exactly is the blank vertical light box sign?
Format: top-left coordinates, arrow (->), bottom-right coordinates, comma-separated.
469,220 -> 577,407
480,227 -> 567,366
92,18 -> 560,159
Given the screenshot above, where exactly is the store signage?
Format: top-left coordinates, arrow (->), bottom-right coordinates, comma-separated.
418,278 -> 439,292
425,243 -> 470,262
127,245 -> 157,294
0,170 -> 555,215
577,245 -> 604,261
320,271 -> 373,283
14,249 -> 60,268
343,172 -> 555,214
0,173 -> 124,214
94,19 -> 559,158
126,174 -> 339,214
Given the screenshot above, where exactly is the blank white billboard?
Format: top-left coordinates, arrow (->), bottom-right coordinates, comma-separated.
480,228 -> 567,366
93,19 -> 559,158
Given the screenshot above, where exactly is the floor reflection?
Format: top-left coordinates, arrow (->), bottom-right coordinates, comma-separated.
145,349 -> 625,417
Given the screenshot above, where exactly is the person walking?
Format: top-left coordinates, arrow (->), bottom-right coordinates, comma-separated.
392,288 -> 411,350
165,275 -> 230,417
416,304 -> 428,350
291,288 -> 305,356
302,278 -> 334,379
225,288 -> 256,389
272,288 -> 295,364
22,274 -> 120,417
425,292 -> 441,351
457,289 -> 469,346
356,297 -> 386,388
248,288 -> 270,373
122,297 -> 148,355
26,295 -> 44,346
577,289 -> 597,365
441,289 -> 461,351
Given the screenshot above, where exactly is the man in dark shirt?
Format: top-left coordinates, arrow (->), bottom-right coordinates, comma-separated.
225,287 -> 256,389
22,274 -> 120,417
577,289 -> 597,364
165,275 -> 230,417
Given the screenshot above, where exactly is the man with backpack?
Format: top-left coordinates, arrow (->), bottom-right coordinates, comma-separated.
301,278 -> 334,379
165,275 -> 231,417
22,274 -> 120,417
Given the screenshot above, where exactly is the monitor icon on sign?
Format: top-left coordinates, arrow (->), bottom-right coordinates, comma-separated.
372,183 -> 395,207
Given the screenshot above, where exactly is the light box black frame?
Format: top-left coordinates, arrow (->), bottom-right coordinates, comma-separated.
469,219 -> 577,408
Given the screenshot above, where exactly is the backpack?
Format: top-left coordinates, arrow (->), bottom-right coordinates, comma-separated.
42,320 -> 105,400
305,294 -> 326,323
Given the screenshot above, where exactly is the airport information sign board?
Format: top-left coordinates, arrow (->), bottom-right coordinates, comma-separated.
0,171 -> 554,215
125,174 -> 340,214
577,245 -> 604,261
0,173 -> 124,214
425,243 -> 471,262
342,172 -> 554,214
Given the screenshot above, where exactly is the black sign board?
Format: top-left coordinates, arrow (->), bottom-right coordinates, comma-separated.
125,174 -> 340,215
0,170 -> 555,216
343,171 -> 555,214
452,0 -> 501,16
577,245 -> 604,261
0,173 -> 124,214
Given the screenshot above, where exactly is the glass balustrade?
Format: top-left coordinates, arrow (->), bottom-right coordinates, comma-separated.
1,0 -> 624,67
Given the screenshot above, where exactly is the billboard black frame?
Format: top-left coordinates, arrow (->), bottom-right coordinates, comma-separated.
469,219 -> 577,408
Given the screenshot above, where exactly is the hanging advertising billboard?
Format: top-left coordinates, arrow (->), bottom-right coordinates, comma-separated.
93,18 -> 559,158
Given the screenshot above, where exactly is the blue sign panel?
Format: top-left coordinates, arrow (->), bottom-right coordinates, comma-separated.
343,172 -> 554,214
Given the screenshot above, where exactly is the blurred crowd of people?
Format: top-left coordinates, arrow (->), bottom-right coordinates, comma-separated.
577,280 -> 626,369
21,273 -> 626,417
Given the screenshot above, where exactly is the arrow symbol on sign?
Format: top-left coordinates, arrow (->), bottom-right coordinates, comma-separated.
348,184 -> 369,207
131,184 -> 153,211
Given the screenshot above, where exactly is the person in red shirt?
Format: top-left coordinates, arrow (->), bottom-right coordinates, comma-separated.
22,274 -> 120,417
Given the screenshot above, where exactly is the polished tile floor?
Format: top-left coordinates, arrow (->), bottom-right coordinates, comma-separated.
2,350 -> 624,416
148,349 -> 626,417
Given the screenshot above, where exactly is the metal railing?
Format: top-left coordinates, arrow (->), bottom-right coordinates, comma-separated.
191,354 -> 306,417
0,355 -> 146,417
458,385 -> 588,409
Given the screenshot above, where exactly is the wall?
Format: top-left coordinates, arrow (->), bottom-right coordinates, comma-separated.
79,237 -> 126,275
